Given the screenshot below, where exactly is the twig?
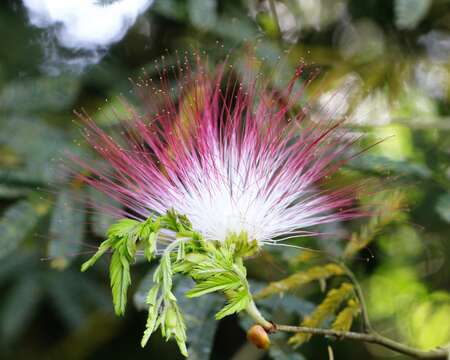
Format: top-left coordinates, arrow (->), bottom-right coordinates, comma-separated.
274,324 -> 449,359
246,300 -> 274,330
247,255 -> 448,359
337,261 -> 373,333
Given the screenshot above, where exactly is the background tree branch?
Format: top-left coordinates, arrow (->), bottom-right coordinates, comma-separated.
274,324 -> 449,360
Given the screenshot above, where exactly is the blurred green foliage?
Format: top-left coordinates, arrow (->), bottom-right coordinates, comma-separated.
0,0 -> 449,359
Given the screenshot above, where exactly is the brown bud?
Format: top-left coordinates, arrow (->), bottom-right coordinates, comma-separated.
247,325 -> 271,350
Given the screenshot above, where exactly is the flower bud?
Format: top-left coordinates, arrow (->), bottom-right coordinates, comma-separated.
247,325 -> 271,349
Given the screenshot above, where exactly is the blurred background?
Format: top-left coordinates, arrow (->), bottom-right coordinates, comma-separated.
0,0 -> 449,359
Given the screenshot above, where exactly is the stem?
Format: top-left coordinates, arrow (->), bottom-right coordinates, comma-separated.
338,261 -> 373,333
245,300 -> 274,331
274,324 -> 449,360
247,262 -> 448,359
236,257 -> 274,331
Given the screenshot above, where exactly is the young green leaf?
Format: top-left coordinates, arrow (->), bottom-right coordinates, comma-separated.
162,209 -> 180,231
141,284 -> 163,347
0,197 -> 51,260
141,248 -> 188,356
186,273 -> 241,298
215,290 -> 251,319
144,231 -> 158,262
107,218 -> 140,238
160,253 -> 173,295
175,279 -> 224,360
109,246 -> 131,316
80,238 -> 112,272
172,304 -> 188,357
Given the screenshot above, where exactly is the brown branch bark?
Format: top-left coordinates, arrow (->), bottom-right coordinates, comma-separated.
248,256 -> 449,359
274,324 -> 448,359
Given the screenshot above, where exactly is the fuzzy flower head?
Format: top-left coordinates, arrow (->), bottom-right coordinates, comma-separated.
75,57 -> 364,249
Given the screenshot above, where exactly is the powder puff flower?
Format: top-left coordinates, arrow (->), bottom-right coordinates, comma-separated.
75,59 -> 363,250
75,57 -> 368,356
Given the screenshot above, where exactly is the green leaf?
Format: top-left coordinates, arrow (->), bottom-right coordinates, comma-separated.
173,307 -> 188,357
289,283 -> 355,346
436,193 -> 450,223
176,240 -> 185,261
0,117 -> 74,184
161,209 -> 182,231
212,14 -> 257,41
88,210 -> 256,357
140,253 -> 187,356
107,218 -> 141,238
144,231 -> 158,262
256,11 -> 279,38
185,242 -> 251,321
74,272 -> 112,309
254,263 -> 345,299
46,273 -> 87,329
0,252 -> 36,286
152,0 -> 187,21
0,76 -> 80,114
177,214 -> 192,230
146,283 -> 161,307
140,218 -> 159,262
48,189 -> 86,269
83,216 -> 145,273
188,0 -> 217,30
186,272 -> 241,298
395,0 -> 431,29
0,197 -> 51,260
126,232 -> 138,259
0,274 -> 42,344
332,299 -> 360,332
159,253 -> 174,295
175,279 -> 224,360
161,301 -> 187,356
80,238 -> 112,272
46,269 -> 111,330
141,284 -> 163,347
250,279 -> 315,316
109,248 -> 131,316
215,289 -> 251,319
0,184 -> 30,199
172,253 -> 207,274
348,154 -> 432,178
188,249 -> 235,280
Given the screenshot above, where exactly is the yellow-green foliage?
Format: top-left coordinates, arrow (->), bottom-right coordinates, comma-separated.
369,267 -> 450,349
254,263 -> 344,300
289,282 -> 355,347
332,299 -> 360,332
289,250 -> 322,266
344,191 -> 405,258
